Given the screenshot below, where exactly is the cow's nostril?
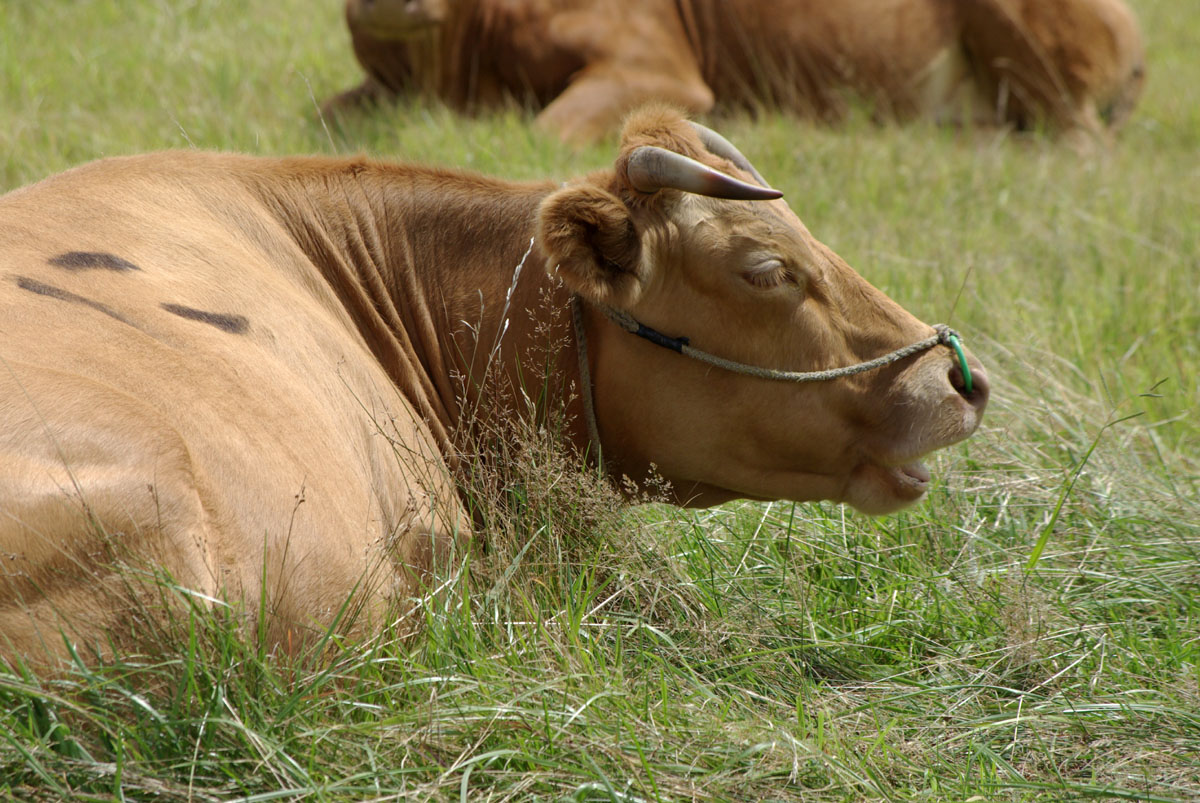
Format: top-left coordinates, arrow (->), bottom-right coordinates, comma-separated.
950,359 -> 990,409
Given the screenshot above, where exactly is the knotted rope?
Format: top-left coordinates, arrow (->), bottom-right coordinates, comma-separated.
571,295 -> 972,453
599,304 -> 970,385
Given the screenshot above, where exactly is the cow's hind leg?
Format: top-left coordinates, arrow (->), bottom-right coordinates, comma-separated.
0,363 -> 220,667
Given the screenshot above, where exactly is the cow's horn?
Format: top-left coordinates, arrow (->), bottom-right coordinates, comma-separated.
688,122 -> 770,188
626,146 -> 783,201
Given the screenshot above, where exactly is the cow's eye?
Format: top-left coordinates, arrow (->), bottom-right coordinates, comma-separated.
741,258 -> 791,289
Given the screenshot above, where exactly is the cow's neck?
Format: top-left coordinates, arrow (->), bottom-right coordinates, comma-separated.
260,161 -> 589,464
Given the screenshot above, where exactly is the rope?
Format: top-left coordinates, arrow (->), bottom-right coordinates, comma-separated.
598,304 -> 965,383
571,295 -> 603,453
570,295 -> 972,455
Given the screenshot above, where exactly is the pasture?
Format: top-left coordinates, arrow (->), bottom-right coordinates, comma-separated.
1,0 -> 1198,799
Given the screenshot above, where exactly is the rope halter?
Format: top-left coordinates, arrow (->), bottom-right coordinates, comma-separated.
571,294 -> 972,453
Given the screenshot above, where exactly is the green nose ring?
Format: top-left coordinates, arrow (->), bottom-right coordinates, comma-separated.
946,332 -> 973,394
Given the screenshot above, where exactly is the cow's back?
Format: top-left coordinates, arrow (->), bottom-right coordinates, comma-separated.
0,154 -> 462,663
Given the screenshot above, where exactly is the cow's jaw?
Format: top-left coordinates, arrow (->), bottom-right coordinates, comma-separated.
579,272 -> 990,514
625,331 -> 987,514
845,459 -> 933,515
838,357 -> 988,513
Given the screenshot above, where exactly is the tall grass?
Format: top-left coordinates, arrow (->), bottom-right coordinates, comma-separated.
2,0 -> 1198,799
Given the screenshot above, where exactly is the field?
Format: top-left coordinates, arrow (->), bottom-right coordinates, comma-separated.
2,1 -> 1198,800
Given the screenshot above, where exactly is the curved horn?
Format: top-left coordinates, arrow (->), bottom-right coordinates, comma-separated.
688,121 -> 770,188
626,146 -> 783,201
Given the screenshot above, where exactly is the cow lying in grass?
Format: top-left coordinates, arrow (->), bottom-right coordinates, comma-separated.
0,109 -> 987,665
325,0 -> 1145,144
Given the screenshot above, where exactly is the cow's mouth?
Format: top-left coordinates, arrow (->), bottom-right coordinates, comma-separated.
895,460 -> 931,490
876,459 -> 932,501
845,458 -> 933,514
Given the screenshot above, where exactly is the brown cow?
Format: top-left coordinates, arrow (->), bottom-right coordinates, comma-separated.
325,0 -> 1145,143
0,109 -> 987,665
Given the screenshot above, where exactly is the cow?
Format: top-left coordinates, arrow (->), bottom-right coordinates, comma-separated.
0,108 -> 988,666
324,0 -> 1145,144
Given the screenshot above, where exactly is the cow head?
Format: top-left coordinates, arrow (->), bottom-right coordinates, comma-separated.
345,0 -> 451,39
536,108 -> 989,514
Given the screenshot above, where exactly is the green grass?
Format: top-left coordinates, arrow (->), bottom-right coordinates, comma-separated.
2,0 -> 1199,799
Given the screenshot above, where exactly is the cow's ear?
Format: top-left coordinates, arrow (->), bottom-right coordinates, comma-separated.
537,185 -> 644,308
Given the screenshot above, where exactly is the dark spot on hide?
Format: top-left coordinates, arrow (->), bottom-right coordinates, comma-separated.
48,251 -> 141,272
161,303 -> 248,335
16,276 -> 134,325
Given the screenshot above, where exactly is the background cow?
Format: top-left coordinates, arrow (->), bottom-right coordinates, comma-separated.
1,109 -> 987,665
325,0 -> 1145,144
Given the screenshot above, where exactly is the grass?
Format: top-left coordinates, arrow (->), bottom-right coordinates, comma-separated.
2,0 -> 1199,799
